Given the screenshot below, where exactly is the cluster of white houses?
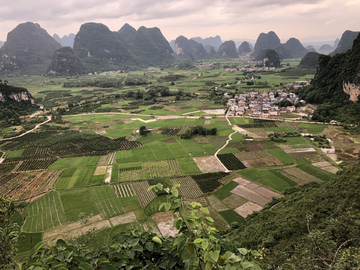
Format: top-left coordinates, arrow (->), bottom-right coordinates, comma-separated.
227,89 -> 308,117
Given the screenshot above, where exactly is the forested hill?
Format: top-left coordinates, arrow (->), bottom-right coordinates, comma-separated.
296,32 -> 360,123
0,83 -> 39,127
227,163 -> 360,268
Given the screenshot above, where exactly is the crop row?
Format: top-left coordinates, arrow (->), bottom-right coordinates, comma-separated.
161,128 -> 181,137
112,183 -> 134,198
22,148 -> 51,157
217,153 -> 247,171
170,176 -> 203,198
16,158 -> 58,171
132,181 -> 157,207
119,167 -> 142,172
191,172 -> 227,193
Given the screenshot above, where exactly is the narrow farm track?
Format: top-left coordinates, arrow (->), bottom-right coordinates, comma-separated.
0,116 -> 51,142
214,115 -> 238,172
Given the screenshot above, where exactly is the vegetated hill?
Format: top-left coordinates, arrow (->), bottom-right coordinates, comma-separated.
131,26 -> 175,66
174,35 -> 208,60
0,83 -> 39,127
318,44 -> 334,52
297,33 -> 360,123
47,47 -> 88,75
0,22 -> 61,74
191,35 -> 222,51
73,22 -> 136,71
216,41 -> 238,58
204,45 -> 216,54
228,163 -> 360,268
255,49 -> 281,67
282,37 -> 308,58
118,23 -> 137,43
330,30 -> 359,56
238,41 -> 252,55
273,45 -> 293,59
299,52 -> 321,68
53,33 -> 76,48
253,31 -> 281,58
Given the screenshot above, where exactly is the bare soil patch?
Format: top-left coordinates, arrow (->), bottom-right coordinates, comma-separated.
288,152 -> 317,159
245,144 -> 265,152
234,202 -> 263,218
312,161 -> 332,168
204,120 -> 211,125
242,159 -> 268,168
110,212 -> 137,226
95,130 -> 106,135
193,156 -> 224,173
94,166 -> 107,175
162,138 -> 177,144
322,166 -> 339,174
281,168 -> 320,185
207,195 -> 229,211
222,194 -> 248,209
151,211 -> 177,237
234,152 -> 258,160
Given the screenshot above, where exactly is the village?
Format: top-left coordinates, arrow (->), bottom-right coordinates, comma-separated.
226,87 -> 316,119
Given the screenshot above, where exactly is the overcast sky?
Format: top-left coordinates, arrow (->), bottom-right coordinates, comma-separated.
0,0 -> 359,44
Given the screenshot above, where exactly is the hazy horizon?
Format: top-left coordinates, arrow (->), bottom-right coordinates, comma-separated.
0,0 -> 359,44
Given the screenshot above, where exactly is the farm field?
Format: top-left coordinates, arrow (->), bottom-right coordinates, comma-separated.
2,61 -> 353,257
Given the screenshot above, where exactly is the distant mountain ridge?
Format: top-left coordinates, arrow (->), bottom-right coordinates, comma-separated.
0,22 -> 61,74
190,35 -> 222,51
330,30 -> 360,56
53,33 -> 76,48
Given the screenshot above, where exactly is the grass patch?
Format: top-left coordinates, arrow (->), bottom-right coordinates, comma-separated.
111,164 -> 118,183
49,156 -> 100,169
213,181 -> 239,200
296,158 -> 312,165
238,168 -> 297,193
297,164 -> 335,182
219,209 -> 246,225
267,149 -> 295,165
298,123 -> 328,134
6,149 -> 24,158
177,157 -> 202,175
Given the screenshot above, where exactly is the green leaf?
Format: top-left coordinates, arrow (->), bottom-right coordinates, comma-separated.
129,238 -> 139,247
156,183 -> 163,190
147,186 -> 154,191
202,241 -> 209,250
204,251 -> 210,262
251,250 -> 261,256
200,207 -> 209,214
152,236 -> 162,245
132,245 -> 143,252
159,202 -> 166,211
238,248 -> 248,255
164,202 -> 171,212
105,265 -> 118,270
194,238 -> 203,244
145,242 -> 154,252
187,243 -> 196,254
241,261 -> 254,269
206,216 -> 214,223
79,262 -> 94,270
205,261 -> 213,270
187,219 -> 196,229
174,217 -> 183,230
30,241 -> 46,257
172,188 -> 179,197
188,255 -> 199,266
224,251 -> 235,260
33,267 -> 43,270
209,250 -> 220,262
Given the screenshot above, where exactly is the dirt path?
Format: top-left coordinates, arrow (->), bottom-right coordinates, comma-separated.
214,115 -> 238,172
0,116 -> 51,142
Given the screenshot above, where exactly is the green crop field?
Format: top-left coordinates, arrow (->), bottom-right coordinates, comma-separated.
5,149 -> 24,158
298,123 -> 328,134
89,186 -> 125,219
297,164 -> 335,181
177,157 -> 202,175
219,209 -> 246,225
238,168 -> 297,192
23,192 -> 67,232
213,181 -> 239,200
283,136 -> 311,148
267,149 -> 295,165
166,142 -> 190,158
49,156 -> 100,169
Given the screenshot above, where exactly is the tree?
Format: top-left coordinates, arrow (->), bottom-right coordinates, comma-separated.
139,126 -> 148,136
0,197 -> 20,269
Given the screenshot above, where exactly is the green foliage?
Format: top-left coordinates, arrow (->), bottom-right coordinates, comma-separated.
0,196 -> 21,268
180,125 -> 217,139
299,52 -> 320,68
